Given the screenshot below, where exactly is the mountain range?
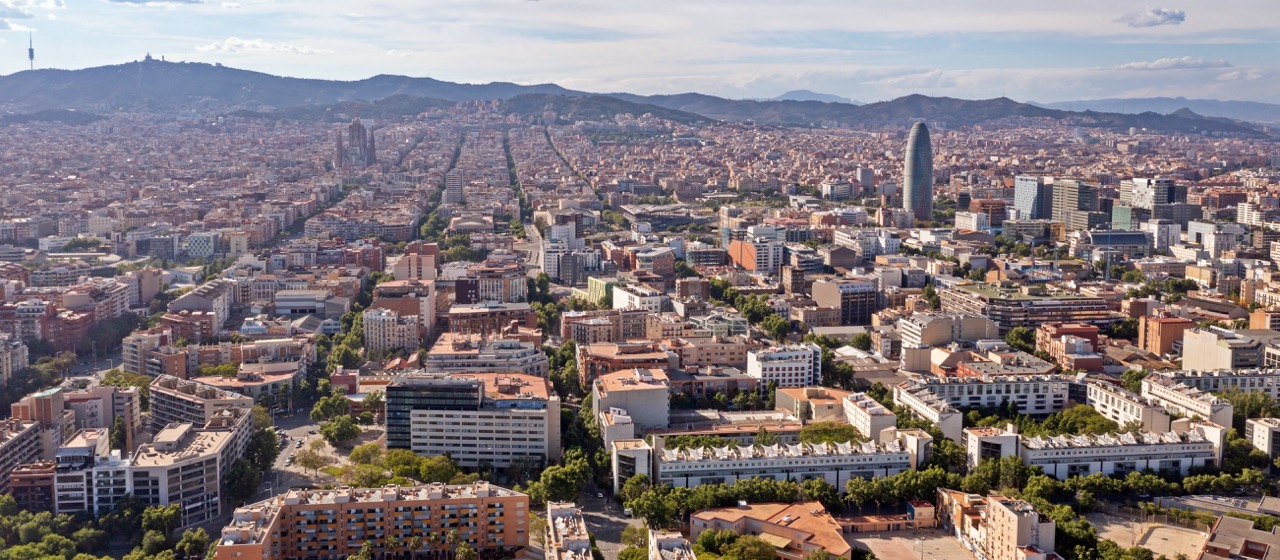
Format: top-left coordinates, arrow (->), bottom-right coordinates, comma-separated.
1041,97 -> 1280,124
0,59 -> 1270,136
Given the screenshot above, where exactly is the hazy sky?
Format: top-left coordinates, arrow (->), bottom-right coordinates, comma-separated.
1,1 -> 1277,103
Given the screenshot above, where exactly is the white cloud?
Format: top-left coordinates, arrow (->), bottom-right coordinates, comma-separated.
385,50 -> 412,57
220,2 -> 240,8
1116,56 -> 1230,71
0,5 -> 33,19
109,0 -> 202,4
1115,7 -> 1186,28
197,36 -> 332,55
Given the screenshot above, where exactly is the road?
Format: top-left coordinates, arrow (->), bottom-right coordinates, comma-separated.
520,219 -> 544,277
577,488 -> 642,559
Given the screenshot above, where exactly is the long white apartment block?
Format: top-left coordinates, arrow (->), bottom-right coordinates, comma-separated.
1154,368 -> 1280,401
1140,375 -> 1234,428
647,432 -> 928,489
1084,381 -> 1172,433
893,381 -> 964,442
842,391 -> 897,440
901,375 -> 1072,416
1019,427 -> 1225,479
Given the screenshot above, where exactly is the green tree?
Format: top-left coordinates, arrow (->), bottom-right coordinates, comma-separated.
761,314 -> 791,342
350,442 -> 384,465
1120,369 -> 1148,394
801,478 -> 842,513
454,542 -> 478,560
141,504 -> 182,539
722,535 -> 777,560
319,415 -> 361,446
109,415 -> 127,451
1004,326 -> 1036,353
850,332 -> 873,351
753,426 -> 780,447
174,528 -> 211,559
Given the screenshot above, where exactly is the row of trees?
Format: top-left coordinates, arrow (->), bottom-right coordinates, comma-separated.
0,495 -> 214,560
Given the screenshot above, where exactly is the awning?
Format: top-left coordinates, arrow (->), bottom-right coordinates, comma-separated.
758,532 -> 792,549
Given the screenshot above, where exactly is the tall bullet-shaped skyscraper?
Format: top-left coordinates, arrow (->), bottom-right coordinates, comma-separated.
903,122 -> 934,223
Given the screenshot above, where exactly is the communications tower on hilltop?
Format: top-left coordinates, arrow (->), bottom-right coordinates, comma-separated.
28,32 -> 34,71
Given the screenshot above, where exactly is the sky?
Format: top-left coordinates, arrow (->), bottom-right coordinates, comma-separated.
0,0 -> 1277,104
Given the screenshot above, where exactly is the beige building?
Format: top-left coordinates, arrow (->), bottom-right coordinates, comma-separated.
842,391 -> 897,439
0,418 -> 40,494
689,501 -> 852,559
937,489 -> 1061,560
362,307 -> 420,354
215,483 -> 529,560
774,387 -> 854,423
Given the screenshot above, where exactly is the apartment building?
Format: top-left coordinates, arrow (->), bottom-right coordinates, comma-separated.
149,375 -> 255,431
592,368 -> 671,433
896,375 -> 1072,417
576,341 -> 677,388
447,302 -> 537,336
1155,369 -> 1280,401
1140,375 -> 1235,428
385,373 -> 561,468
746,343 -> 822,388
1245,418 -> 1280,459
689,501 -> 852,560
122,327 -> 174,375
648,530 -> 695,560
893,382 -> 965,442
420,333 -> 549,377
455,258 -> 527,304
53,423 -> 236,528
548,502 -> 592,560
1182,328 -> 1266,371
811,278 -> 878,325
63,385 -> 143,452
0,418 -> 40,494
642,432 -> 927,489
1084,381 -> 1172,433
363,307 -> 420,354
939,490 -> 1063,560
613,284 -> 666,314
0,336 -> 28,388
843,392 -> 897,439
215,483 -> 529,560
940,284 -> 1112,335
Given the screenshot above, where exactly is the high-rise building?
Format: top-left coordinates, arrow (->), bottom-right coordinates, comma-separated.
1051,179 -> 1101,230
1013,175 -> 1053,220
1128,178 -> 1185,210
811,278 -> 879,325
444,169 -> 465,205
902,122 -> 934,223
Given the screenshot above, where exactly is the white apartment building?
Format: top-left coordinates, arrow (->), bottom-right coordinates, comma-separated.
386,373 -> 561,468
648,434 -> 926,489
612,284 -> 666,314
0,418 -> 40,495
547,502 -> 592,560
1084,381 -> 1172,433
362,307 -> 419,354
1155,369 -> 1280,401
1019,428 -> 1224,479
842,392 -> 897,439
592,368 -> 671,433
1246,418 -> 1280,459
54,423 -> 236,528
746,343 -> 821,388
896,375 -> 1072,417
186,232 -> 221,259
893,382 -> 965,442
1140,375 -> 1234,428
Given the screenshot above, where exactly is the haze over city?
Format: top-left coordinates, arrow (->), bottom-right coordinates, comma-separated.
0,0 -> 1278,103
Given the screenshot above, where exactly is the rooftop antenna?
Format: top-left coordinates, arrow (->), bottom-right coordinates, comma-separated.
27,32 -> 34,71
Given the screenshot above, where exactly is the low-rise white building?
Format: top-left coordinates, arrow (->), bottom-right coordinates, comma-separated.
1085,381 -> 1172,433
1246,418 -> 1280,459
892,382 -> 965,442
842,392 -> 897,440
1140,375 -> 1235,428
895,375 -> 1072,417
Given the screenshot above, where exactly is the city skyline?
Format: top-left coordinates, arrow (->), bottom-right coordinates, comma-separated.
0,1 -> 1277,104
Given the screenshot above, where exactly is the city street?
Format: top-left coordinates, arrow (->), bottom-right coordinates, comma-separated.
577,489 -> 642,559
